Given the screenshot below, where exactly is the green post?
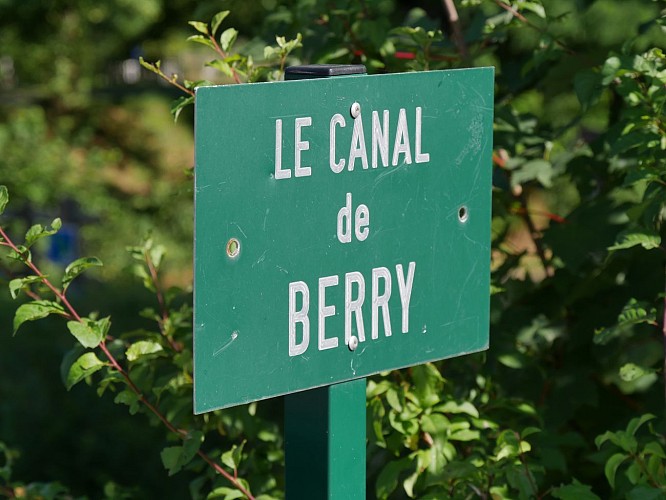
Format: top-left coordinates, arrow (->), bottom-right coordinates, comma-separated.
284,379 -> 366,498
284,64 -> 367,500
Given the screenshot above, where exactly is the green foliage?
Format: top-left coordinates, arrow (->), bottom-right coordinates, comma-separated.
2,0 -> 666,499
594,414 -> 666,495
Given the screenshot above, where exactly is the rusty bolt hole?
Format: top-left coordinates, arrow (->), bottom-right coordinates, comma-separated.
226,238 -> 240,258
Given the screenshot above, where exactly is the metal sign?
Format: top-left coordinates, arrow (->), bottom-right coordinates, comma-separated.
194,68 -> 493,413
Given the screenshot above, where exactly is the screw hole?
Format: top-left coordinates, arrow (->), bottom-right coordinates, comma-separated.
458,206 -> 469,223
350,102 -> 361,118
226,238 -> 240,258
348,336 -> 359,351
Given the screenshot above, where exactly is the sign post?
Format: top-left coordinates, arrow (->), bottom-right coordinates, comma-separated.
282,64 -> 368,499
194,63 -> 494,498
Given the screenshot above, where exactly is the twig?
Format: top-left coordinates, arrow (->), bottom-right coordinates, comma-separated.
0,226 -> 254,500
154,71 -> 195,97
516,431 -> 540,499
144,249 -> 181,352
441,0 -> 469,60
492,0 -> 575,55
208,34 -> 242,84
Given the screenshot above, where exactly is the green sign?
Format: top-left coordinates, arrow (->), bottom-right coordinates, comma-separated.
194,68 -> 493,413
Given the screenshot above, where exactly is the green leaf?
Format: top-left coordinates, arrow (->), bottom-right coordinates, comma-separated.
521,427 -> 542,439
403,470 -> 419,498
643,441 -> 666,459
114,389 -> 141,415
510,159 -> 554,188
13,300 -> 67,334
596,430 -> 637,453
0,185 -> 8,215
206,59 -> 235,78
604,453 -> 628,488
376,457 -> 412,500
386,387 -> 402,412
24,219 -> 62,248
149,244 -> 166,270
421,413 -> 450,435
412,363 -> 443,408
619,363 -> 655,382
618,299 -> 657,326
8,275 -> 43,299
161,431 -> 204,476
435,401 -> 479,418
187,35 -> 215,50
6,244 -> 31,263
188,21 -> 209,35
626,414 -> 656,436
449,429 -> 480,441
595,299 -> 658,344
66,352 -> 105,390
67,317 -> 110,348
601,56 -> 622,85
171,95 -> 195,122
574,70 -> 603,111
221,440 -> 245,471
220,27 -> 238,52
626,486 -> 666,500
126,340 -> 164,362
520,1 -> 546,18
551,480 -> 600,500
62,257 -> 103,291
211,11 -> 230,36
608,231 -> 661,251
207,487 -> 245,500
625,461 -> 641,484
498,353 -> 526,369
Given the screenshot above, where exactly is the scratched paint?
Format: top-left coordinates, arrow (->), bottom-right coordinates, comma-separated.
194,68 -> 493,413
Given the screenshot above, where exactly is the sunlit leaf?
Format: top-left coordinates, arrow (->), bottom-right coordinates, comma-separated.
13,300 -> 67,334
65,352 -> 105,390
62,257 -> 103,292
8,275 -> 43,299
126,340 -> 164,362
220,28 -> 238,52
211,11 -> 230,36
608,231 -> 661,251
67,317 -> 110,348
188,21 -> 209,35
0,185 -> 8,215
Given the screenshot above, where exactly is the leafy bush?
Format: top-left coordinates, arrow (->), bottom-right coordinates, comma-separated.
1,1 -> 665,499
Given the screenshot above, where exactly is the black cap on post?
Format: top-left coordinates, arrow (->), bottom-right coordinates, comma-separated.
285,64 -> 367,80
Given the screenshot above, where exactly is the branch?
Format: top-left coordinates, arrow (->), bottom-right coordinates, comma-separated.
493,0 -> 575,55
208,34 -> 242,84
144,249 -> 181,352
159,72 -> 195,97
441,0 -> 469,60
0,226 -> 254,499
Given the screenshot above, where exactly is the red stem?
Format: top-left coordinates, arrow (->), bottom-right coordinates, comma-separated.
0,226 -> 254,499
208,34 -> 242,84
144,250 -> 181,352
154,70 -> 195,96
